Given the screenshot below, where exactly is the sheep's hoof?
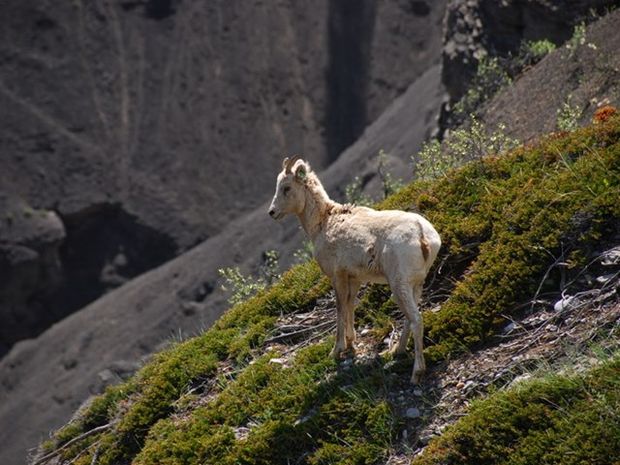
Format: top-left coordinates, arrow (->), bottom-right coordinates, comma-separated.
380,344 -> 406,358
331,344 -> 356,360
330,346 -> 345,360
410,370 -> 425,385
389,344 -> 407,356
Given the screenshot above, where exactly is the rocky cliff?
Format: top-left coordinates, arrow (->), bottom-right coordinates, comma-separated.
0,0 -> 446,351
0,195 -> 64,356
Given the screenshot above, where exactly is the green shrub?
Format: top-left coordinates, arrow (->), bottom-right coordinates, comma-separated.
294,240 -> 315,264
556,95 -> 582,131
521,39 -> 556,61
345,150 -> 405,206
219,250 -> 281,306
377,149 -> 405,199
345,176 -> 374,206
414,116 -> 518,180
453,56 -> 512,120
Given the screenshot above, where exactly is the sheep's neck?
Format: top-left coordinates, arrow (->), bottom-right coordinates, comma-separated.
297,185 -> 333,241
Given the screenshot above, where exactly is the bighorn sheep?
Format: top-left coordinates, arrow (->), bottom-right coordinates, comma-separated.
269,156 -> 441,384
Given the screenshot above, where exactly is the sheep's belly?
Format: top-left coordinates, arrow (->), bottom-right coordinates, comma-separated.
365,274 -> 389,285
348,266 -> 388,285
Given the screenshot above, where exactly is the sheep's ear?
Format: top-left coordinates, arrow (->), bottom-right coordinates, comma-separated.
294,163 -> 307,181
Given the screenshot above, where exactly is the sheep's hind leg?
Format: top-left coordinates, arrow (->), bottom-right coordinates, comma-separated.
391,280 -> 426,384
390,322 -> 410,355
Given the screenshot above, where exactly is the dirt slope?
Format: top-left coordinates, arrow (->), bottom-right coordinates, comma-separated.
478,8 -> 620,140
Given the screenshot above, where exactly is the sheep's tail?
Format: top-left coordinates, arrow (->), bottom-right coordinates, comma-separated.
418,222 -> 430,262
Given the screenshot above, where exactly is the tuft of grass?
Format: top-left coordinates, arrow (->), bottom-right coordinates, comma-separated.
556,94 -> 582,131
567,22 -> 587,57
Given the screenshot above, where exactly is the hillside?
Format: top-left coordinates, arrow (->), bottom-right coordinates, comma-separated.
33,114 -> 620,465
4,8 -> 620,464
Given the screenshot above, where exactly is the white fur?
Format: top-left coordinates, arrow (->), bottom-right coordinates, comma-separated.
269,157 -> 441,384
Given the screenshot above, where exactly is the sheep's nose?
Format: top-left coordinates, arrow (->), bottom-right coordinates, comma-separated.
269,209 -> 276,218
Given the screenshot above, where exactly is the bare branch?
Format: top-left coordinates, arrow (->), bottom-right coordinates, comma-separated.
32,423 -> 114,465
265,320 -> 335,343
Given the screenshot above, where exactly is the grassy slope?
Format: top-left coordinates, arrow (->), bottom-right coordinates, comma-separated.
413,356 -> 620,465
44,117 -> 620,465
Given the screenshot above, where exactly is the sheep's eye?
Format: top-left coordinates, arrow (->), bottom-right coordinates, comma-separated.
283,186 -> 291,195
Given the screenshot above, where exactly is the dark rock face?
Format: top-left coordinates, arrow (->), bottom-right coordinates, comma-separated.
0,0 -> 446,353
0,64 -> 446,465
0,195 -> 65,356
0,195 -> 179,354
55,202 -> 178,315
326,0 -> 376,160
0,0 -> 446,243
441,0 -> 618,104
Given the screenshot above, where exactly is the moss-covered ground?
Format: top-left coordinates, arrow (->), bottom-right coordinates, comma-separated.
412,355 -> 620,465
42,117 -> 620,465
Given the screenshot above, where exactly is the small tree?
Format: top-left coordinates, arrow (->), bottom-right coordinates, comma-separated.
218,250 -> 281,306
413,116 -> 519,180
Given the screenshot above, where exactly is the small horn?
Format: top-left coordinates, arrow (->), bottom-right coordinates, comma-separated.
284,155 -> 302,173
282,157 -> 290,171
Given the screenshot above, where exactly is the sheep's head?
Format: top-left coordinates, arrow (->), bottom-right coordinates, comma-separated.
268,156 -> 309,220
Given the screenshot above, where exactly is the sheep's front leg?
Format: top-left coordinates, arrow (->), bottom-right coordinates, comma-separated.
344,279 -> 360,350
330,273 -> 354,359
